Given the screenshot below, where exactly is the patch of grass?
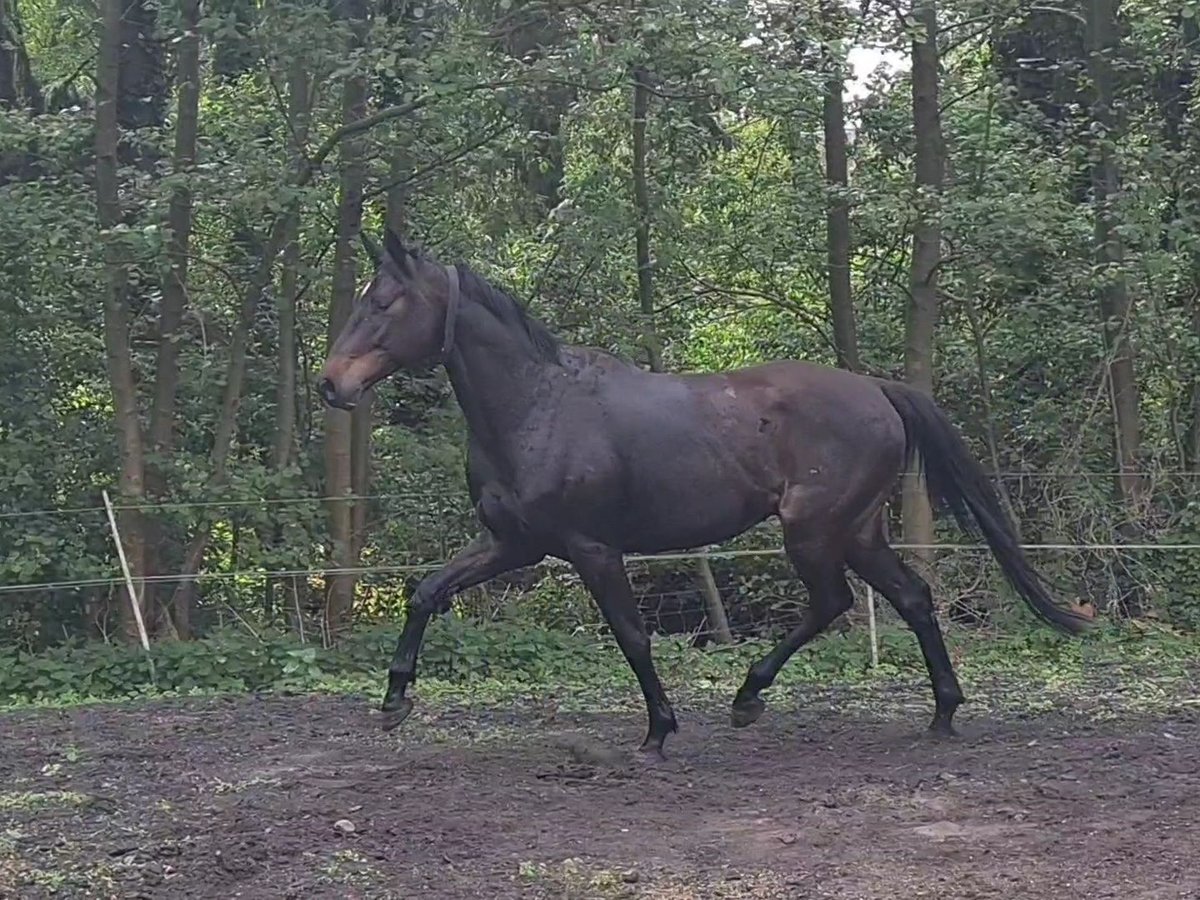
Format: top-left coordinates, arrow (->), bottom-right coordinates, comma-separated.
210,775 -> 283,795
2,618 -> 1198,725
318,848 -> 387,890
0,833 -> 118,897
515,858 -> 796,899
518,858 -> 638,898
0,790 -> 88,812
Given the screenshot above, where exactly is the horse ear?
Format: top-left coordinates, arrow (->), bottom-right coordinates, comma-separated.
360,231 -> 382,265
384,228 -> 414,275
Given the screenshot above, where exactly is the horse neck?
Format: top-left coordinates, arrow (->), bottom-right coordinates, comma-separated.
443,301 -> 554,449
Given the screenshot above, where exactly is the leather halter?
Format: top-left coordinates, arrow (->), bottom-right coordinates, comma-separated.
441,263 -> 461,361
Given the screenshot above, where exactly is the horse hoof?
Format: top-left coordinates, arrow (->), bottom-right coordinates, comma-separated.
730,695 -> 765,729
380,696 -> 414,732
928,720 -> 958,740
635,742 -> 668,764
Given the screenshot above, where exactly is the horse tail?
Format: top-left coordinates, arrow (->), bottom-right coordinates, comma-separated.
878,381 -> 1093,635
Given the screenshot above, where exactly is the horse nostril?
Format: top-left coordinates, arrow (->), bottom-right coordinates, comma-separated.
318,378 -> 338,405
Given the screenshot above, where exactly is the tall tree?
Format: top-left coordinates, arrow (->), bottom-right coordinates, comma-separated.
97,0 -> 147,641
1085,0 -> 1144,509
117,0 -> 167,129
631,64 -> 733,644
901,0 -> 943,556
144,0 -> 202,636
323,0 -> 370,638
168,220 -> 288,630
272,60 -> 312,473
631,65 -> 662,374
0,0 -> 42,112
209,0 -> 259,80
819,0 -> 859,372
1172,16 -> 1200,469
495,5 -> 573,210
147,0 -> 201,464
0,0 -> 43,184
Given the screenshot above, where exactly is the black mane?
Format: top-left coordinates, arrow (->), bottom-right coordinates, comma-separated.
456,265 -> 562,364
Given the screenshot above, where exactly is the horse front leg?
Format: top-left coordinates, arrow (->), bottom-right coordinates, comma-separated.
381,532 -> 542,730
569,538 -> 678,757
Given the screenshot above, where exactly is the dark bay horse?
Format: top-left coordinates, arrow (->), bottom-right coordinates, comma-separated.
319,231 -> 1092,757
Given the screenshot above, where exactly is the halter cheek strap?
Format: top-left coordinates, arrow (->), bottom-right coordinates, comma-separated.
441,264 -> 461,360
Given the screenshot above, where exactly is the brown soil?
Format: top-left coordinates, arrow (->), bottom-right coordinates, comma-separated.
1,690 -> 1198,899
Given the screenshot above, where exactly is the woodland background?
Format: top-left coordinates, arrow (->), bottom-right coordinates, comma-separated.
2,0 -> 1199,668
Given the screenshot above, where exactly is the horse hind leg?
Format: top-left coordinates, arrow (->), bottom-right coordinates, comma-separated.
847,525 -> 965,736
731,535 -> 853,728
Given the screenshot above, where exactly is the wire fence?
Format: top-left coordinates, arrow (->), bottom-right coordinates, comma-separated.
4,480 -> 1200,657
3,468 -> 1200,521
2,467 -> 1196,607
0,491 -> 449,521
2,542 -> 1199,597
0,540 -> 1195,602
2,484 -> 1199,668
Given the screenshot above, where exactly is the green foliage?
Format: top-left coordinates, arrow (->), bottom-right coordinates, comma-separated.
3,616 -> 1196,716
3,0 -> 1200,651
0,619 -> 615,704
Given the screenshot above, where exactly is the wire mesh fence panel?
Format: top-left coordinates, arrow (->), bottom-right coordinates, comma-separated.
3,480 -> 1200,650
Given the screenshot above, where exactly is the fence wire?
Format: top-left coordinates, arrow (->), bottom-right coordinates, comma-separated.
4,468 -> 1200,520
3,478 -> 1200,605
1,542 -> 1198,596
0,491 -> 454,521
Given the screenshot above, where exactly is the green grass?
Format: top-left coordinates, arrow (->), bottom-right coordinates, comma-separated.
0,790 -> 88,812
1,616 -> 1196,721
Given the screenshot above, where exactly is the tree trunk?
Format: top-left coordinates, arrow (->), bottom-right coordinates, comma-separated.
210,0 -> 259,80
274,221 -> 302,472
495,7 -> 571,209
139,0 -> 201,637
960,87 -> 1019,529
257,60 -> 313,630
819,0 -> 859,372
961,292 -> 1020,530
0,0 -> 43,184
902,0 -> 943,559
631,63 -> 732,644
148,0 -> 200,458
346,135 -> 410,564
0,0 -> 42,112
117,0 -> 167,130
273,61 -> 312,473
1163,15 -> 1200,470
631,66 -> 663,373
168,218 -> 291,627
1190,293 -> 1200,469
323,0 -> 370,640
1086,0 -> 1145,510
98,0 -> 147,643
1186,145 -> 1200,471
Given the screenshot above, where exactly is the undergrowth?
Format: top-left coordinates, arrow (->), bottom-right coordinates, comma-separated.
1,613 -> 1197,711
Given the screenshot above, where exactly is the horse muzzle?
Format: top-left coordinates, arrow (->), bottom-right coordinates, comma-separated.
318,376 -> 359,410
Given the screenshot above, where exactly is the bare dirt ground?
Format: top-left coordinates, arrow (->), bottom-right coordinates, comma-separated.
2,685 -> 1198,899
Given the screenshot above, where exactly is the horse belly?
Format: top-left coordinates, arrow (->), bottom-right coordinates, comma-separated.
615,473 -> 774,553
